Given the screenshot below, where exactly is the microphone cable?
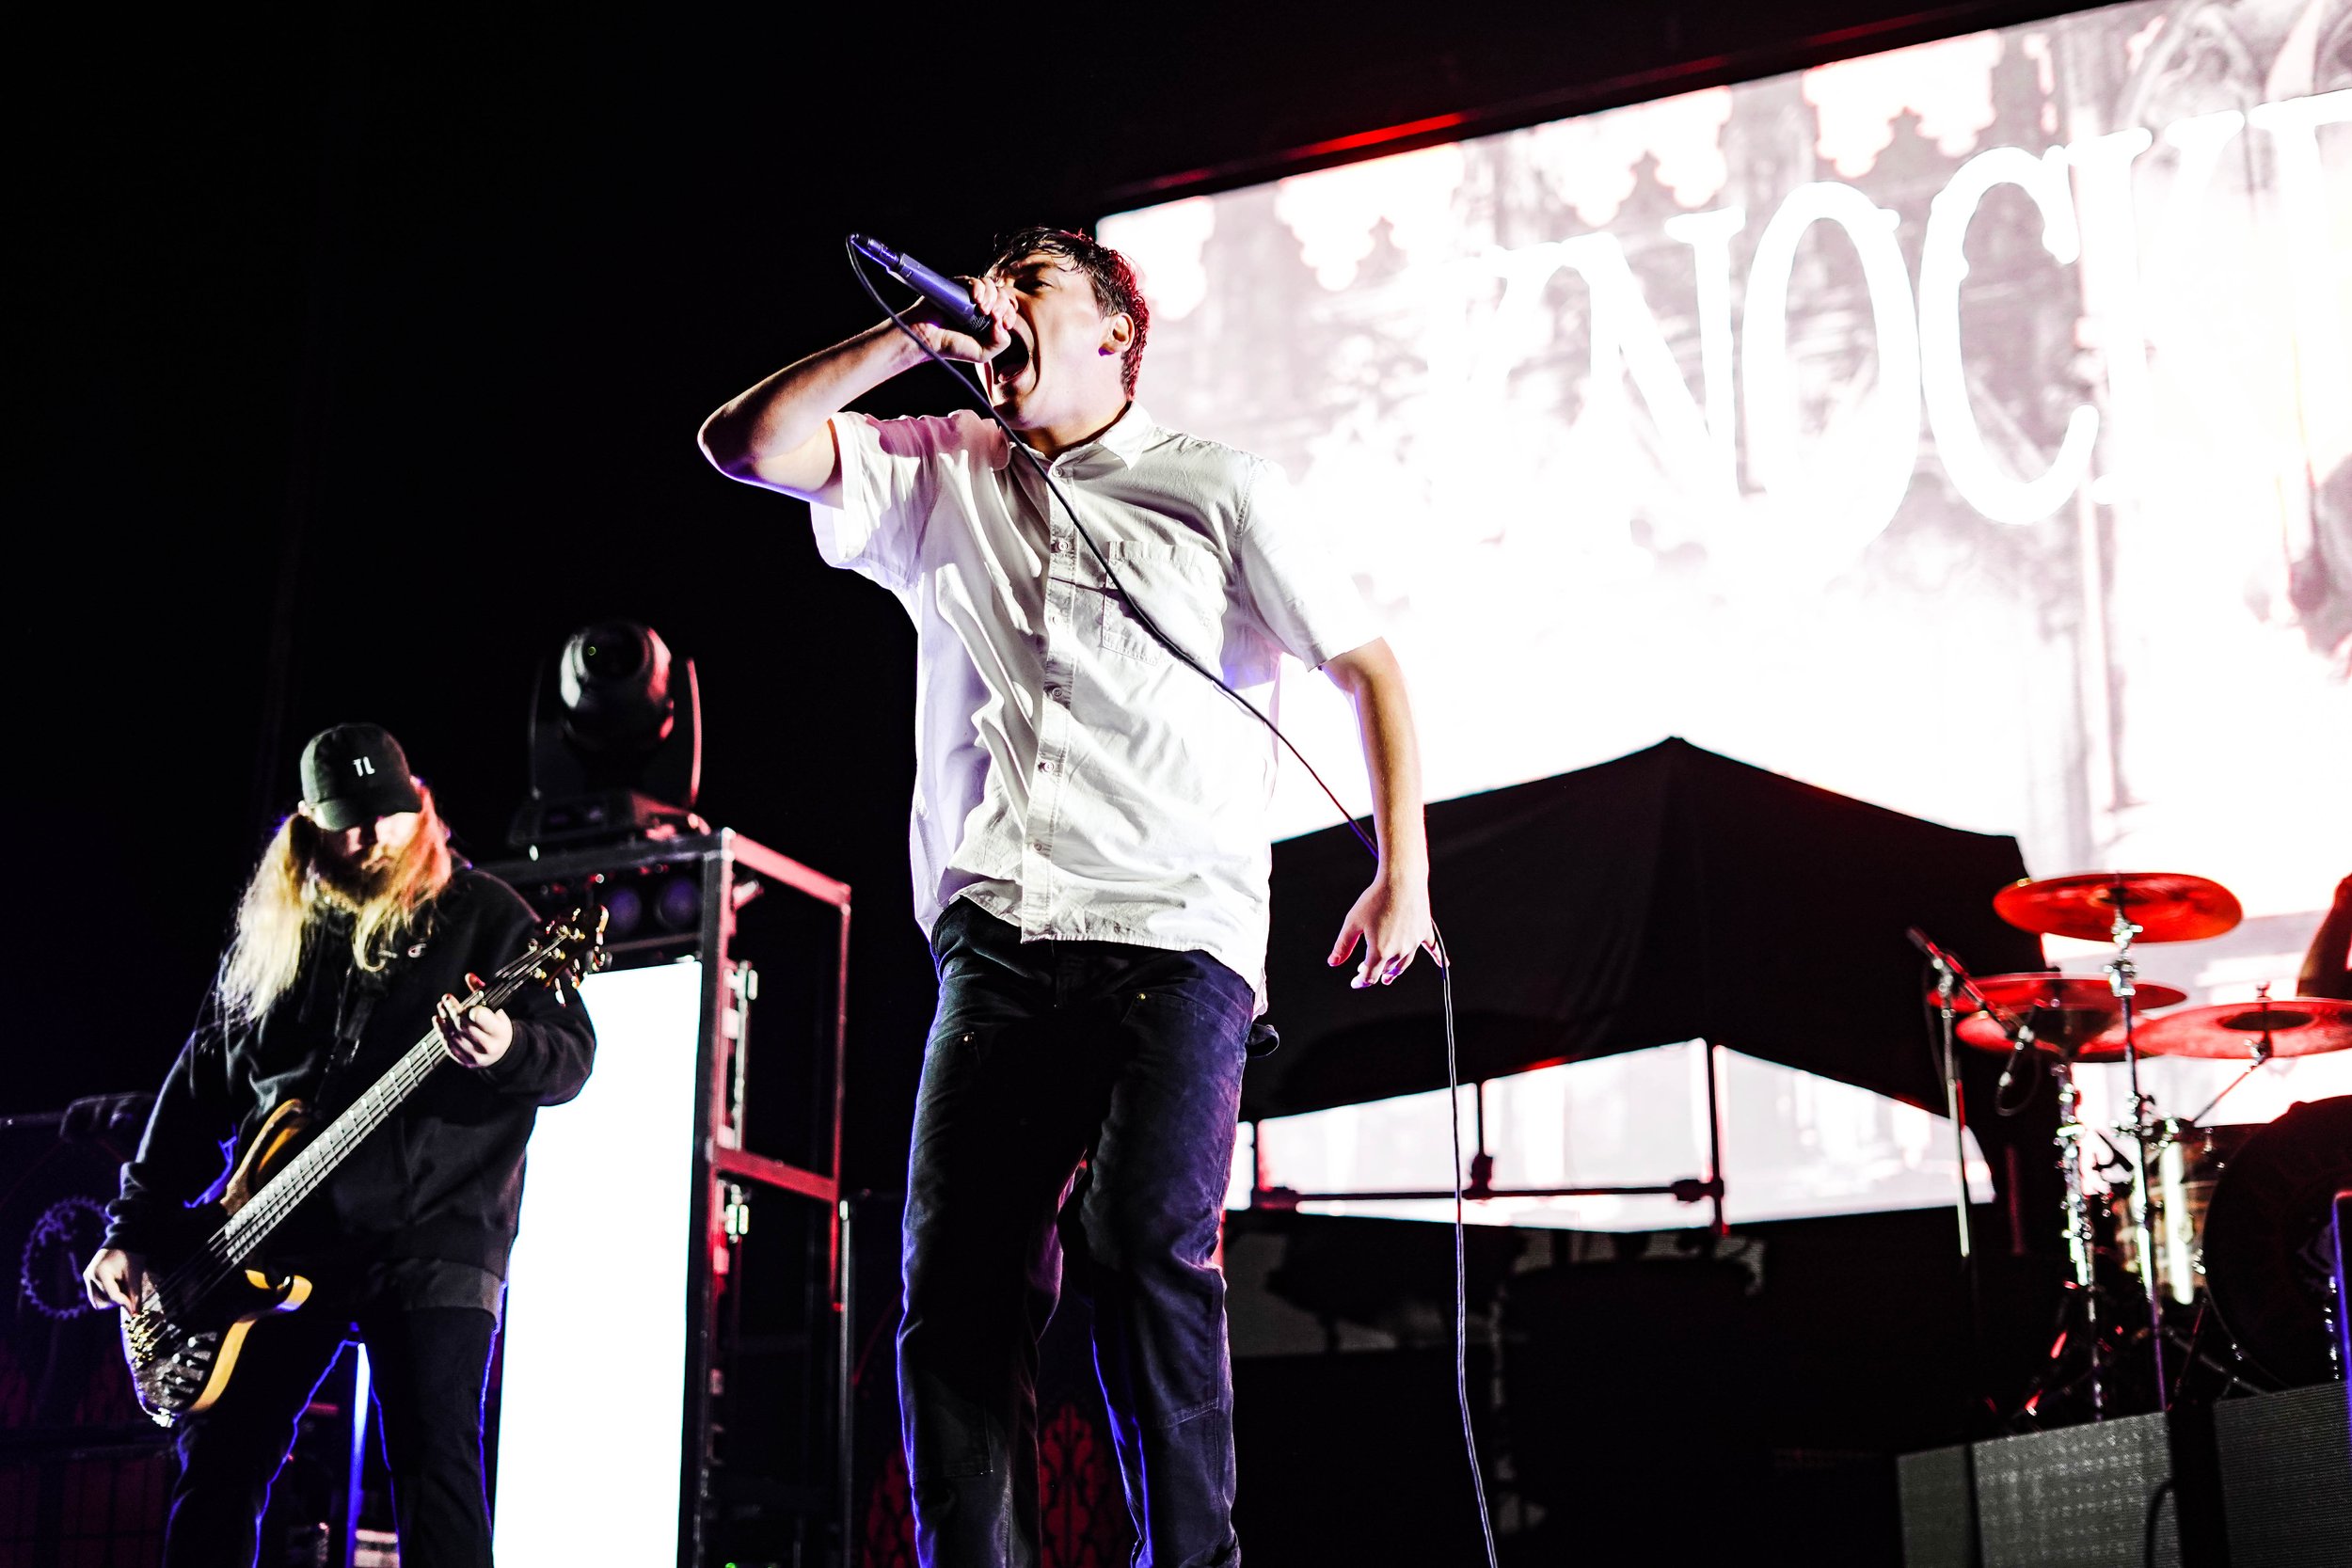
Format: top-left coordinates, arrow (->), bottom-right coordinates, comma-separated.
847,242 -> 1498,1568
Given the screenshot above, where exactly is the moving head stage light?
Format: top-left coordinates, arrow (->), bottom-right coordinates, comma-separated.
509,620 -> 705,849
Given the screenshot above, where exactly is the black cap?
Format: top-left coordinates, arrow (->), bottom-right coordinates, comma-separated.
299,723 -> 424,831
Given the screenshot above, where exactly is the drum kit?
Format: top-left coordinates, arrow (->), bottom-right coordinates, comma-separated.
1921,870 -> 2352,1419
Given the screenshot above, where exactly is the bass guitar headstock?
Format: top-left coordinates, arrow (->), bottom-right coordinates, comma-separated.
495,879 -> 612,1005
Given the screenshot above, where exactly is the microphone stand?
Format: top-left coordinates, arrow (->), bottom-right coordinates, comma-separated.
1915,933 -> 2036,1447
1939,947 -> 2113,1418
1910,931 -> 2036,1259
1930,956 -> 1975,1263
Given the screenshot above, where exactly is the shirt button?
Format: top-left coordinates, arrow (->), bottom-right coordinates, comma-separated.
1050,537 -> 1066,554
1031,842 -> 1048,855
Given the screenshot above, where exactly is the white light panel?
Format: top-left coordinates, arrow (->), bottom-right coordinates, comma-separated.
1243,1043 -> 1993,1230
494,959 -> 703,1564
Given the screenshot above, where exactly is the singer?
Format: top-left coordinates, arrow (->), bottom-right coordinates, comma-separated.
699,227 -> 1431,1566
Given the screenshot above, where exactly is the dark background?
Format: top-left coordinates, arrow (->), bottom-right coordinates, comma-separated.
10,0 -> 2088,1192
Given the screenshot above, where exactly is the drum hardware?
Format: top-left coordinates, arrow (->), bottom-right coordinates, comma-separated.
1910,930 -> 2135,1418
1991,871 -> 2244,946
2161,983 -> 2294,1130
2106,890 -> 2169,1404
1937,974 -> 2189,1059
2050,1053 -> 2111,1415
2106,990 -> 2352,1062
1908,928 -> 2038,1265
1991,872 -> 2247,1416
1910,921 -> 2197,1421
2195,1095 -> 2352,1389
2155,1124 -> 2197,1307
1920,874 -> 2345,1424
2012,1301 -> 2265,1421
2106,1118 -> 2260,1307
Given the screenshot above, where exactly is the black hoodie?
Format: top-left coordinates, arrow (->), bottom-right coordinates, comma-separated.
103,867 -> 597,1279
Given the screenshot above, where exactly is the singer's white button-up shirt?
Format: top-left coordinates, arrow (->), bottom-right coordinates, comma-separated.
812,402 -> 1375,1003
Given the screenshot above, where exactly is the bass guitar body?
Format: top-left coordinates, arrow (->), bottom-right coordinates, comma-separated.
122,1100 -> 320,1427
111,899 -> 605,1428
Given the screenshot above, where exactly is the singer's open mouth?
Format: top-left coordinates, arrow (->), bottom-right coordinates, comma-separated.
991,332 -> 1032,383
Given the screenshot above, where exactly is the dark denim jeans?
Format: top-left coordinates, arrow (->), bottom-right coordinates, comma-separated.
163,1300 -> 497,1568
900,900 -> 1255,1568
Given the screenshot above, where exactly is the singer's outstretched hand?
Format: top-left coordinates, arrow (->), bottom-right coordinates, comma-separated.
1319,639 -> 1435,990
1328,868 -> 1437,989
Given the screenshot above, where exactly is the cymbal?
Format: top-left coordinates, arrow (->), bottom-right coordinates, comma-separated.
1943,973 -> 2190,1056
1957,1013 -> 2131,1057
1993,872 -> 2243,943
2105,998 -> 2352,1060
1937,974 -> 2191,1016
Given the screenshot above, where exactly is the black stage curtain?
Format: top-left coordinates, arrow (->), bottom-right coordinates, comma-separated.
1248,737 -> 2046,1121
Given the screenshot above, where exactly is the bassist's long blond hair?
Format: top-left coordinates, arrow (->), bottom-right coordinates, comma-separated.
218,787 -> 453,1029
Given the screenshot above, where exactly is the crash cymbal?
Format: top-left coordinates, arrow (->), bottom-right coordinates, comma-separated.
2107,998 -> 2352,1060
1993,872 -> 2243,943
1944,974 -> 2189,1056
1934,973 -> 2190,1016
1957,1012 -> 2131,1056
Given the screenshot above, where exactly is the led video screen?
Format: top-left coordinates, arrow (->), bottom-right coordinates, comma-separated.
1104,2 -> 2352,1146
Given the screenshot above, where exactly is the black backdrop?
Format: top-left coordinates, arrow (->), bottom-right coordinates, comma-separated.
10,1 -> 2091,1196
1250,737 -> 2047,1118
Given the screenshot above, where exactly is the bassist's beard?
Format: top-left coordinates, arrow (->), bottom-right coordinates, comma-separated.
310,847 -> 397,909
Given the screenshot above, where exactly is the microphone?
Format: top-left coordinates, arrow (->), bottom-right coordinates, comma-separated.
1905,926 -> 1956,973
848,234 -> 996,342
1908,926 -> 2038,1087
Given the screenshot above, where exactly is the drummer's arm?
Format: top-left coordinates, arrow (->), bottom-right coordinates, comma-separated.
2296,875 -> 2352,1001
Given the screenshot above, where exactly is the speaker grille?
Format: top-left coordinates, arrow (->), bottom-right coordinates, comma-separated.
1972,1412 -> 2178,1568
1897,1444 -> 1977,1568
2216,1383 -> 2352,1567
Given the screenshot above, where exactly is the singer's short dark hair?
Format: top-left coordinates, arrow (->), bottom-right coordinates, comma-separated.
989,226 -> 1150,396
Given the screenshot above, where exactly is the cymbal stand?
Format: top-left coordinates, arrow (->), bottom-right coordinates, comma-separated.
2050,1053 -> 2106,1418
2103,893 -> 2169,1407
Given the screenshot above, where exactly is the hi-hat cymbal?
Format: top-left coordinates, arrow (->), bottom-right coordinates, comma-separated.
1940,973 -> 2189,1056
2104,998 -> 2352,1060
1993,872 -> 2243,943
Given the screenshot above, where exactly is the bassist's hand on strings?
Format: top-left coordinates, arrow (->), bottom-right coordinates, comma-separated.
82,1246 -> 147,1311
437,977 -> 515,1069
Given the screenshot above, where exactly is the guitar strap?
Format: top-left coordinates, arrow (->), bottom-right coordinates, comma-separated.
298,913 -> 404,1117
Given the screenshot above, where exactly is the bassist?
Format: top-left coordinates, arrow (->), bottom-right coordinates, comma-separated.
80,722 -> 596,1568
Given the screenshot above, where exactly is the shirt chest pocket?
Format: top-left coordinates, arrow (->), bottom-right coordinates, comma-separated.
1092,538 -> 1227,664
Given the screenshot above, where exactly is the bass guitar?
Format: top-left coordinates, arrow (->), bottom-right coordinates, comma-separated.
119,900 -> 606,1426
